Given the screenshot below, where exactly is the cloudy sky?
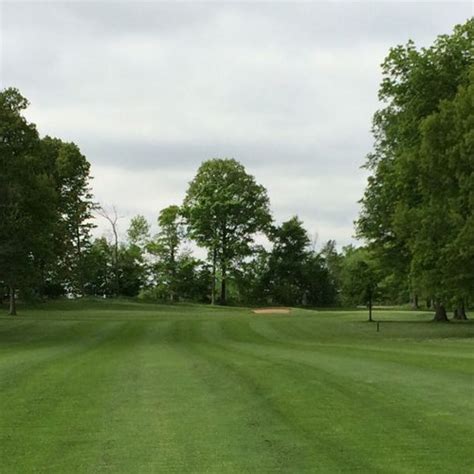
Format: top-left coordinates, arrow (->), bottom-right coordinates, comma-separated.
1,1 -> 472,249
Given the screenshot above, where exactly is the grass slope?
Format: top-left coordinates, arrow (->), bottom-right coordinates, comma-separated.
0,300 -> 473,473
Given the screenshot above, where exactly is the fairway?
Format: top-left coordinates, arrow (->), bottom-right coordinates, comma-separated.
0,301 -> 473,473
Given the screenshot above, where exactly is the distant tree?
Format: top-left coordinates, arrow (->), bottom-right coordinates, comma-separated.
148,205 -> 184,302
127,215 -> 151,249
183,159 -> 272,305
233,246 -> 271,305
264,218 -> 337,307
123,215 -> 151,295
117,244 -> 148,297
320,240 -> 343,302
266,217 -> 310,306
82,237 -> 113,296
302,252 -> 337,307
340,247 -> 379,322
175,252 -> 212,302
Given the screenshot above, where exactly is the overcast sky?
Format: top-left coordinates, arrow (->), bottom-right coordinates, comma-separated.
1,1 -> 472,249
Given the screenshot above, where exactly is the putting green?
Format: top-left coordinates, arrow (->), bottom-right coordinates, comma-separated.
0,300 -> 473,473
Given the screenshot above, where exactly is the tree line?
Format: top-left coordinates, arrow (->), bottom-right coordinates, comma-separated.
0,96 -> 379,315
1,19 -> 472,319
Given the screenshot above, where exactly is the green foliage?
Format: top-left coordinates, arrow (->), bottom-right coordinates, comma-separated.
340,246 -> 378,307
81,236 -> 148,298
302,252 -> 337,307
82,237 -> 113,296
127,215 -> 151,249
183,159 -> 272,304
174,253 -> 212,302
117,244 -> 148,297
232,246 -> 271,304
357,19 -> 474,317
253,217 -> 338,307
266,217 -> 310,305
148,205 -> 184,301
0,89 -> 57,311
6,19 -> 472,319
39,137 -> 95,294
415,71 -> 474,304
0,87 -> 95,311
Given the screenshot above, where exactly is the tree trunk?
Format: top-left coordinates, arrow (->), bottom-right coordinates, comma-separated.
433,302 -> 449,322
453,299 -> 468,320
411,294 -> 419,309
211,247 -> 216,305
368,296 -> 373,322
9,286 -> 17,316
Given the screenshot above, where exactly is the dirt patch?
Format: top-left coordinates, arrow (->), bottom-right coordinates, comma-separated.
252,307 -> 291,314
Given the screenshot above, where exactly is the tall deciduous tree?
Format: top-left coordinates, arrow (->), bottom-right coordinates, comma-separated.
416,68 -> 474,319
183,159 -> 271,304
0,88 -> 56,314
357,19 -> 473,320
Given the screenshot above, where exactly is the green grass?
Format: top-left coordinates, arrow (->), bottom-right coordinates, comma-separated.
0,300 -> 473,473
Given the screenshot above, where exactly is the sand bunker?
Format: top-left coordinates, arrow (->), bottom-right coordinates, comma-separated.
252,307 -> 291,314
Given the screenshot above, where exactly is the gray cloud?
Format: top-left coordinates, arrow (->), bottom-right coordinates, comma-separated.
76,135 -> 370,173
1,1 -> 472,247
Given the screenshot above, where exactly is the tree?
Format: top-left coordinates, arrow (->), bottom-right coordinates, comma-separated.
340,247 -> 379,322
0,88 -> 56,314
302,252 -> 337,307
127,215 -> 151,249
320,240 -> 343,303
233,246 -> 271,305
183,159 -> 272,304
82,237 -> 113,297
116,244 -> 148,297
124,215 -> 151,294
175,252 -> 212,302
415,68 -> 474,319
263,219 -> 337,307
357,19 -> 474,320
266,217 -> 311,306
39,137 -> 95,295
148,205 -> 183,302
